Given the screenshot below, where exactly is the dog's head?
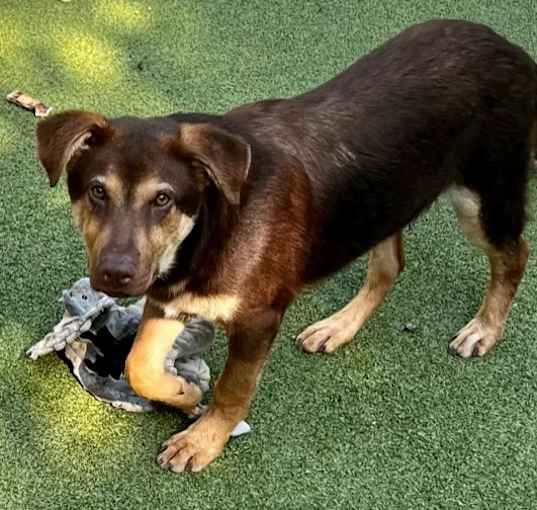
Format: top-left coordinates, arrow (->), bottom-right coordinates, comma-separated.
36,111 -> 251,297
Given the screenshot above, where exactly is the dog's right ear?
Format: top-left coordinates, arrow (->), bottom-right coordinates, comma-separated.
172,123 -> 251,206
35,110 -> 113,187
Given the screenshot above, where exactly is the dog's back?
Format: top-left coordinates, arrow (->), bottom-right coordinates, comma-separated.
226,20 -> 537,279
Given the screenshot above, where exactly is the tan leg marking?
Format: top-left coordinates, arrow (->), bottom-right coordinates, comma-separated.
448,186 -> 529,358
449,241 -> 528,357
157,352 -> 263,473
297,231 -> 404,353
125,302 -> 202,413
157,407 -> 237,473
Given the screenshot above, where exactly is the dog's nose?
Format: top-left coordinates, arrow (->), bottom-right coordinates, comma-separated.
103,269 -> 133,286
97,254 -> 137,292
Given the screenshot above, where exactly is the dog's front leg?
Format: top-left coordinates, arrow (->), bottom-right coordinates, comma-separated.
158,308 -> 281,473
125,301 -> 203,414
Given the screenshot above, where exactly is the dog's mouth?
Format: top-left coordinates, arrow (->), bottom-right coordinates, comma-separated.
99,288 -> 140,298
90,270 -> 157,298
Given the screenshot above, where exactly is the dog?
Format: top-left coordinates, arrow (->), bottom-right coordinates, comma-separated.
35,20 -> 536,473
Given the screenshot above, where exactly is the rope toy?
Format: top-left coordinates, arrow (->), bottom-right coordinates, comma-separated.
27,278 -> 250,436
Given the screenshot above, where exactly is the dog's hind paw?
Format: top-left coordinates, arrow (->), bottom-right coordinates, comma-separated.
449,317 -> 502,358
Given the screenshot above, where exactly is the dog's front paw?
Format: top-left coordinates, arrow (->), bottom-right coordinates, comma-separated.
297,316 -> 356,353
157,411 -> 232,473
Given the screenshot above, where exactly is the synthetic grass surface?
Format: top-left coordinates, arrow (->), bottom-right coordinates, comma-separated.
1,1 -> 537,509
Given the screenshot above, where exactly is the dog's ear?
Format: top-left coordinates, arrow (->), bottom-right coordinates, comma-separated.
175,123 -> 251,205
36,110 -> 112,187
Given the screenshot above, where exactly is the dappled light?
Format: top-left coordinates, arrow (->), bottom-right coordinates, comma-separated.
54,33 -> 123,85
95,0 -> 152,30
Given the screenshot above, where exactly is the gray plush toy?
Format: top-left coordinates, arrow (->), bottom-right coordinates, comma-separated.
27,278 -> 251,435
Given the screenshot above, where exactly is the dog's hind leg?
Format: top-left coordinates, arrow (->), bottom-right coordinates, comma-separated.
298,231 -> 404,353
448,184 -> 529,358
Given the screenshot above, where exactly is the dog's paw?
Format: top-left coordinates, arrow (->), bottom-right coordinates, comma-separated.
449,317 -> 501,358
157,413 -> 231,473
296,317 -> 356,354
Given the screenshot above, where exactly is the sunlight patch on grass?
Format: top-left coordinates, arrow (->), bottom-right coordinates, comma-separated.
54,32 -> 122,85
95,0 -> 151,30
0,16 -> 26,57
0,321 -> 36,353
0,16 -> 40,88
42,379 -> 119,446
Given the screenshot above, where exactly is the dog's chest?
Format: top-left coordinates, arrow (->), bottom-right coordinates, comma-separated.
151,292 -> 241,323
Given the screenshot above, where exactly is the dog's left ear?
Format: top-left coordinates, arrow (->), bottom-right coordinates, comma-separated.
175,123 -> 251,206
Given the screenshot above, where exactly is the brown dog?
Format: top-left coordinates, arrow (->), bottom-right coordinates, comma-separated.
36,20 -> 536,472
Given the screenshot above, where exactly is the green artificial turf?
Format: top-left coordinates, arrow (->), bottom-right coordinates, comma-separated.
1,1 -> 537,508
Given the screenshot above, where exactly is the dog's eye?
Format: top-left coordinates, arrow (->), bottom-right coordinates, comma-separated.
89,184 -> 106,202
154,192 -> 171,208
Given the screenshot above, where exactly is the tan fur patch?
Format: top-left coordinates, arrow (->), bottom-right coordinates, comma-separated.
299,232 -> 403,353
157,214 -> 195,276
116,177 -> 199,282
151,293 -> 241,323
87,223 -> 112,273
480,241 -> 529,328
449,241 -> 529,357
448,185 -> 488,248
132,176 -> 164,208
72,199 -> 111,272
71,201 -> 84,230
164,279 -> 188,296
102,173 -> 125,208
125,312 -> 202,411
180,124 -> 201,147
130,176 -> 198,277
62,131 -> 92,174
